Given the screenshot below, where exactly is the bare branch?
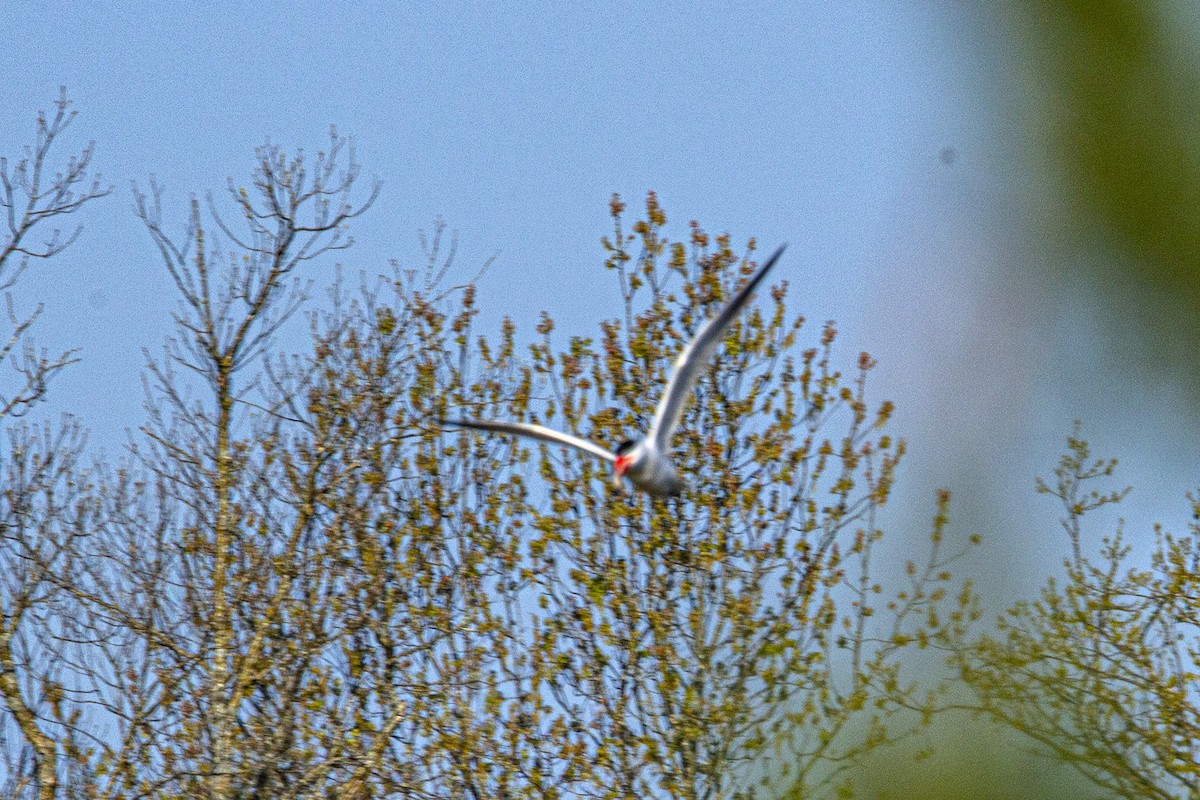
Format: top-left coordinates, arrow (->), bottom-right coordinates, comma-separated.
0,87 -> 111,286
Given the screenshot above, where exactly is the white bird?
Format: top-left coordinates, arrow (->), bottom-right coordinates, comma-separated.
444,244 -> 786,497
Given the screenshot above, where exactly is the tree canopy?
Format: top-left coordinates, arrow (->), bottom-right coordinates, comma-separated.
0,92 -> 970,800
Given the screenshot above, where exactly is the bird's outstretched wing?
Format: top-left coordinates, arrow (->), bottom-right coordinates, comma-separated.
647,243 -> 787,451
442,418 -> 617,463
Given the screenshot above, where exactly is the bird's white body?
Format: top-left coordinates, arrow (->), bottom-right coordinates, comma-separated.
445,244 -> 786,496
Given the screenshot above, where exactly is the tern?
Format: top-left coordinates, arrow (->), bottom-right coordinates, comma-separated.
444,244 -> 786,497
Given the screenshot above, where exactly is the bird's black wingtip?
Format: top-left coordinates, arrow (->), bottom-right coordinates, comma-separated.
750,243 -> 787,278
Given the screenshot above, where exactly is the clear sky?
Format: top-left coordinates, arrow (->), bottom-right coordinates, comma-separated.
2,2 -> 1196,613
0,1 -> 975,427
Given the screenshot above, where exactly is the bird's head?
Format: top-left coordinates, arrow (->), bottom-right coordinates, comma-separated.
613,439 -> 638,487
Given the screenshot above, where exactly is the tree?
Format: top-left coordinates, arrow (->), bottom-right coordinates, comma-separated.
0,121 -> 968,798
953,425 -> 1200,800
439,195 -> 971,800
0,86 -> 109,417
0,89 -> 110,800
60,130 -> 387,799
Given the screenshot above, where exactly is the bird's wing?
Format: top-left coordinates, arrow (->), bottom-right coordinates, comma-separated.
442,418 -> 617,463
648,243 -> 787,451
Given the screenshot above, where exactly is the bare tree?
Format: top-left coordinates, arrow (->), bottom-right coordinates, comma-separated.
0,87 -> 110,419
8,129 -> 385,800
98,130 -> 380,798
0,89 -> 109,800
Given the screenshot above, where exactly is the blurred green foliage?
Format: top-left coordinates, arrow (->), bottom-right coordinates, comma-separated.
1011,1 -> 1200,388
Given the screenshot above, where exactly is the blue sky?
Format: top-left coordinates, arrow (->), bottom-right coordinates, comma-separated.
0,3 -> 977,428
2,2 -> 1196,604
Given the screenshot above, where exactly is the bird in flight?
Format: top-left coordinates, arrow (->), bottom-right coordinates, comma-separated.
444,244 -> 786,497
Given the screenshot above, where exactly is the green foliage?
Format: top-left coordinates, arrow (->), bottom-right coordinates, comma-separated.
1011,2 -> 1200,402
954,424 -> 1200,800
434,194 -> 971,799
1016,1 -> 1200,290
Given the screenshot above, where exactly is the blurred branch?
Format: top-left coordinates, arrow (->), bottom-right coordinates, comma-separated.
953,426 -> 1199,800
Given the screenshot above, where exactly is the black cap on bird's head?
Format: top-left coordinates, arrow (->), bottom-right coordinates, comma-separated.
614,440 -> 637,457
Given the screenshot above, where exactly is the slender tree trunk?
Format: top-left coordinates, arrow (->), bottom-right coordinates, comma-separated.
0,639 -> 57,800
210,326 -> 237,796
